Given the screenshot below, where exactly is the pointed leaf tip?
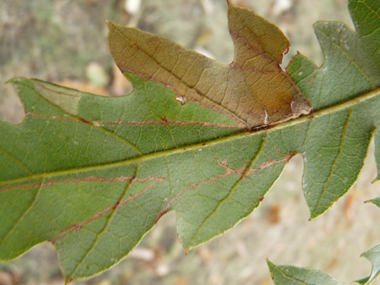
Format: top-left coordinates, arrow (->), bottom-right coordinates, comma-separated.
364,197 -> 380,208
106,20 -> 115,29
358,244 -> 380,285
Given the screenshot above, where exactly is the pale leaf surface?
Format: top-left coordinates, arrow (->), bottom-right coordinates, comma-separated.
355,245 -> 380,285
267,260 -> 346,285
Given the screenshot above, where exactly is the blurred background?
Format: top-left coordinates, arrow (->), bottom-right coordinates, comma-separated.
1,0 -> 380,284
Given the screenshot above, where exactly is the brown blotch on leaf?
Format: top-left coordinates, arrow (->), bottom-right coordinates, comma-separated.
107,2 -> 312,130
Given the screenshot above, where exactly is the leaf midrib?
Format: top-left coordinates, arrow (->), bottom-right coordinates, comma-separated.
2,87 -> 380,187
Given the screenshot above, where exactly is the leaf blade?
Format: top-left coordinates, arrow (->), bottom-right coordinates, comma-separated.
287,0 -> 380,218
267,260 -> 346,285
107,2 -> 312,129
2,75 -> 380,280
356,245 -> 380,285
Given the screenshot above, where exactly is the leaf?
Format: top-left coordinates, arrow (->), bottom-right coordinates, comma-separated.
267,260 -> 346,285
354,245 -> 380,285
1,0 -> 380,282
364,196 -> 380,208
285,0 -> 380,217
355,278 -> 369,285
268,244 -> 380,285
1,76 -> 277,282
107,1 -> 313,130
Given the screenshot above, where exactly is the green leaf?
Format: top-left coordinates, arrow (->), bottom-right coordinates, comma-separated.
354,245 -> 380,285
267,260 -> 346,285
1,0 -> 380,282
269,244 -> 380,285
364,196 -> 380,208
356,278 -> 370,285
286,0 -> 380,218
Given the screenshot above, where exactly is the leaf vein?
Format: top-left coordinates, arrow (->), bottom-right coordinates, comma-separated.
312,108 -> 353,215
70,164 -> 140,277
188,134 -> 267,243
0,180 -> 43,248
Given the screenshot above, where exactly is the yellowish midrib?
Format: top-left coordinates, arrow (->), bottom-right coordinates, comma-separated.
1,87 -> 380,187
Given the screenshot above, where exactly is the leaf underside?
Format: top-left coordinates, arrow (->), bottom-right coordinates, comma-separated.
1,0 -> 380,282
356,245 -> 380,285
268,244 -> 380,285
107,2 -> 313,130
267,260 -> 346,285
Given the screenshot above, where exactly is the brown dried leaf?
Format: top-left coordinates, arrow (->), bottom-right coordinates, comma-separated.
107,1 -> 312,129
